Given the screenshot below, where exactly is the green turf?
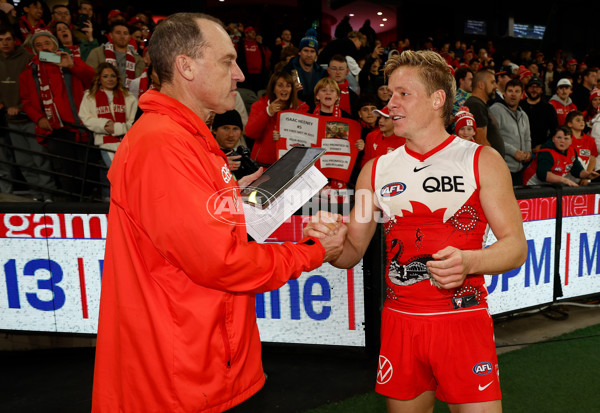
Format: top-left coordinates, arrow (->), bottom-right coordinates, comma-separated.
304,324 -> 600,413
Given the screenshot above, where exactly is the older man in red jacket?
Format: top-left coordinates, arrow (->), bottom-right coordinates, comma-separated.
91,13 -> 346,413
19,29 -> 94,198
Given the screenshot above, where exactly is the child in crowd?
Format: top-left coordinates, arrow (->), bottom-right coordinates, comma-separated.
312,77 -> 351,118
565,110 -> 598,185
361,106 -> 405,167
523,126 -> 599,186
454,106 -> 477,142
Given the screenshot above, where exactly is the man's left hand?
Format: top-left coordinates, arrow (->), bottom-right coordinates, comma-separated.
238,167 -> 263,189
427,246 -> 471,289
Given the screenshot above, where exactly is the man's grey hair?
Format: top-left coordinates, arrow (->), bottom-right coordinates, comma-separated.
149,12 -> 224,85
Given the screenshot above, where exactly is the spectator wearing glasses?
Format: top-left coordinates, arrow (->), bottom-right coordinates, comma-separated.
327,54 -> 358,117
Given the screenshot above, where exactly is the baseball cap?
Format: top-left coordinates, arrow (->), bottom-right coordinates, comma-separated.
557,78 -> 572,88
527,77 -> 543,88
108,10 -> 124,20
495,65 -> 514,78
372,106 -> 390,118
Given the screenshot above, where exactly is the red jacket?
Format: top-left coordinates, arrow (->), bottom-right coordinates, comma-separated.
246,96 -> 308,165
549,98 -> 577,126
92,90 -> 325,413
19,57 -> 94,139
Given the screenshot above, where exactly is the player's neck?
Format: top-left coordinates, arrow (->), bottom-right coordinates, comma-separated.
404,128 -> 451,154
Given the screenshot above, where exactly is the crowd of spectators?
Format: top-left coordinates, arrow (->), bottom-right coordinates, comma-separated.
1,2 -> 599,202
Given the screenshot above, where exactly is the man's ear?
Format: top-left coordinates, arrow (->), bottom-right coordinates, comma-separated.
174,54 -> 194,81
432,89 -> 446,110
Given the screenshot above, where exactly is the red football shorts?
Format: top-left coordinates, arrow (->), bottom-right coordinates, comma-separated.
375,306 -> 501,404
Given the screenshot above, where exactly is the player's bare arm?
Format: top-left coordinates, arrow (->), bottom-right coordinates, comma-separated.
427,146 -> 527,289
304,159 -> 379,269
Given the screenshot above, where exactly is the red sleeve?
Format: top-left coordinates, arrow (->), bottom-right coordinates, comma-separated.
120,126 -> 325,294
587,135 -> 599,157
244,97 -> 271,141
70,57 -> 95,89
18,69 -> 45,124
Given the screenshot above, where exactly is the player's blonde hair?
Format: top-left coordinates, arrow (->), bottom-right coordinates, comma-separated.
384,50 -> 456,127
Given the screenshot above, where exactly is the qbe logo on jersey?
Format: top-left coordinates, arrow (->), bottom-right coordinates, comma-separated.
376,355 -> 393,384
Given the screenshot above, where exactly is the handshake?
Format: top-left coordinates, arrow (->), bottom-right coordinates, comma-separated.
303,211 -> 348,263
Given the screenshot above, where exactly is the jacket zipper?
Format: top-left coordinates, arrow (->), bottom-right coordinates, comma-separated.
220,304 -> 232,369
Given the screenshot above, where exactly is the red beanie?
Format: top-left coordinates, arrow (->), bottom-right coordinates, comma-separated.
455,107 -> 477,133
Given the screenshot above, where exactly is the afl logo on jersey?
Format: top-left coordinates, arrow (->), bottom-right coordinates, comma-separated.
380,182 -> 406,197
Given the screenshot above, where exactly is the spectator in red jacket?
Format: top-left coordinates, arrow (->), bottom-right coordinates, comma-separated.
19,29 -> 95,198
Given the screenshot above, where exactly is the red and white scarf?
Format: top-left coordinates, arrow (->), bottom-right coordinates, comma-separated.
30,56 -> 63,133
104,42 -> 136,88
19,16 -> 46,42
95,89 -> 126,143
65,44 -> 81,59
313,104 -> 342,117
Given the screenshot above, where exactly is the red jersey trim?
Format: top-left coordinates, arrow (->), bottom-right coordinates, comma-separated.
371,156 -> 379,191
404,135 -> 456,162
474,145 -> 483,189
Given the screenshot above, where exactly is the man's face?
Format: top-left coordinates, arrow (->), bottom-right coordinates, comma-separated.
52,6 -> 71,24
281,30 -> 291,42
496,74 -> 511,90
33,35 -> 57,54
526,83 -> 542,100
482,73 -> 497,97
584,71 -> 598,88
79,4 -> 93,17
567,63 -> 577,73
0,32 -> 16,56
504,85 -> 523,110
387,66 -> 440,138
24,2 -> 43,21
327,60 -> 348,83
557,85 -> 572,100
191,20 -> 245,115
469,59 -> 480,72
461,72 -> 473,93
299,47 -> 316,67
245,30 -> 256,41
111,25 -> 130,48
214,125 -> 242,150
